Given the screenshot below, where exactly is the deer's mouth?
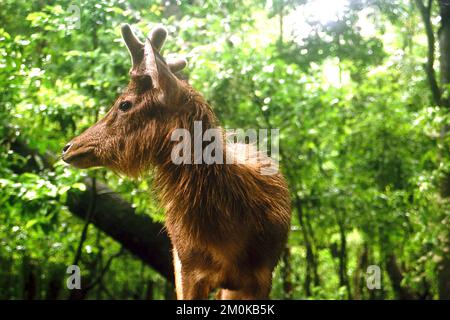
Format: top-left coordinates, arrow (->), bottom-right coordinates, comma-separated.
62,147 -> 98,169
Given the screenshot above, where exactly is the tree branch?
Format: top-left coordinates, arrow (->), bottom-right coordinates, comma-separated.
84,246 -> 125,292
72,177 -> 96,266
415,0 -> 442,105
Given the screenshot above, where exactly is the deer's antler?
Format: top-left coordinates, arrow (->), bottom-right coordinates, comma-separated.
121,24 -> 187,78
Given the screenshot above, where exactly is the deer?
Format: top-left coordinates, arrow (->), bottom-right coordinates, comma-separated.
62,24 -> 291,300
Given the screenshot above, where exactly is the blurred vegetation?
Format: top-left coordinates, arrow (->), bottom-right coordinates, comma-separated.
1,0 -> 450,299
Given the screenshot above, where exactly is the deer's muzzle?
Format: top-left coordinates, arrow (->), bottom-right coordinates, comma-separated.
62,139 -> 99,169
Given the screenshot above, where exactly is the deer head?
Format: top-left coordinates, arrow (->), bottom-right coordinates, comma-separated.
62,24 -> 195,177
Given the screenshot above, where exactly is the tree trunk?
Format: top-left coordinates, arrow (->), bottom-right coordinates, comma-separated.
22,256 -> 38,300
294,195 -> 319,296
385,254 -> 416,299
438,0 -> 450,299
439,0 -> 450,195
353,244 -> 369,300
337,219 -> 352,299
416,0 -> 450,299
281,246 -> 293,299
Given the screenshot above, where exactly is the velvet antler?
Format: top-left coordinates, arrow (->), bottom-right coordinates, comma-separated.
121,24 -> 187,80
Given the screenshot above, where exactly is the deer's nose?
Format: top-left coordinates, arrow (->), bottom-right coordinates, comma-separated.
62,143 -> 72,154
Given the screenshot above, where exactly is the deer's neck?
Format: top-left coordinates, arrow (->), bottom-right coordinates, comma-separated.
153,91 -> 229,217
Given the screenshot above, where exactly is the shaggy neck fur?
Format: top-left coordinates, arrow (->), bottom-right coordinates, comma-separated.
153,87 -> 228,214
148,85 -> 290,248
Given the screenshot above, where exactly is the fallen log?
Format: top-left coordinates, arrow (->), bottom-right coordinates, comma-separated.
10,139 -> 174,283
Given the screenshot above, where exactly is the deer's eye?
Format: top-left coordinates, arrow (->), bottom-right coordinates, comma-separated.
119,101 -> 132,112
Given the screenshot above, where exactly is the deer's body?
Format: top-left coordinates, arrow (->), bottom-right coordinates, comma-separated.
158,92 -> 290,299
62,24 -> 291,299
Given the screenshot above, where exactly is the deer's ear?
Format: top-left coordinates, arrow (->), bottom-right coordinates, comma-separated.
167,58 -> 187,73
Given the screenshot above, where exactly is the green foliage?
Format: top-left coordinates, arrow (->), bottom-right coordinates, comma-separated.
1,0 -> 449,299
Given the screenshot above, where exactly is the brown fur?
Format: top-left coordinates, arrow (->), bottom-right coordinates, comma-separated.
63,25 -> 291,299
